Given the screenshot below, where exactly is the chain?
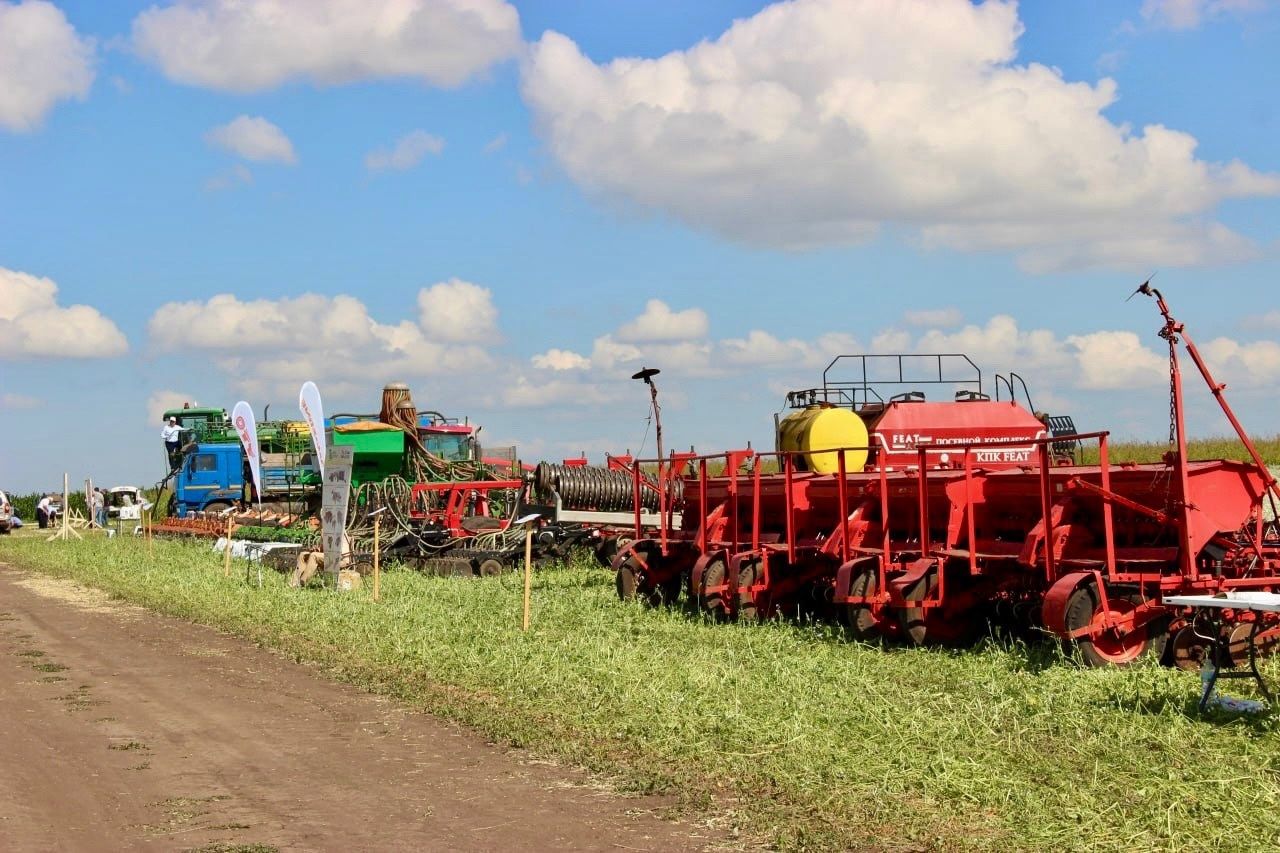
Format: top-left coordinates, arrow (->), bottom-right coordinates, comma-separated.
1167,333 -> 1177,448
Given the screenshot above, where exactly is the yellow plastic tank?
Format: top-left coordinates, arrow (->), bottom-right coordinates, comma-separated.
776,405 -> 869,473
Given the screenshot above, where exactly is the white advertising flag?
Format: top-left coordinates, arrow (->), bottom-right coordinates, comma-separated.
298,381 -> 327,475
231,401 -> 263,507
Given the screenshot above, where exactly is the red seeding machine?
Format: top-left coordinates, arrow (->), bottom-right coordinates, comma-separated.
611,284 -> 1280,668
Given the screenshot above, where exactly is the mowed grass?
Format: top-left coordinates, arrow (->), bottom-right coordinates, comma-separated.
4,537 -> 1280,851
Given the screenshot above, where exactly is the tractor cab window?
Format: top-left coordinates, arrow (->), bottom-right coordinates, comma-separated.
192,453 -> 218,473
423,432 -> 470,462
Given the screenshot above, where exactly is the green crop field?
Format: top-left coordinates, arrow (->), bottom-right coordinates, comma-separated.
3,534 -> 1280,851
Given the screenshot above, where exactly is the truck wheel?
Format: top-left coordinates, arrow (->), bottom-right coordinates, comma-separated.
204,501 -> 233,514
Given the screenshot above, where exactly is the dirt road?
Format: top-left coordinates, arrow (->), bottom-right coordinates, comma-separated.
0,564 -> 709,852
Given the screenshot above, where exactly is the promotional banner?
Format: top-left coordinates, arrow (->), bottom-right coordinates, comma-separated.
298,380 -> 326,475
322,445 -> 355,578
231,401 -> 263,507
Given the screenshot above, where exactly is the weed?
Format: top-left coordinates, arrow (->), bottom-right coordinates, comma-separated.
109,741 -> 149,751
32,662 -> 67,673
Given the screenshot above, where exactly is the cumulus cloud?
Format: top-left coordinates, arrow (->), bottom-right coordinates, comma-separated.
147,390 -> 198,424
133,0 -> 522,92
1065,330 -> 1168,389
0,0 -> 95,131
148,288 -> 492,398
205,115 -> 296,163
0,267 -> 128,358
501,375 -> 622,408
531,348 -> 591,370
1201,337 -> 1280,386
417,279 -> 498,342
615,299 -> 708,343
521,0 -> 1280,271
720,330 -> 859,368
1140,0 -> 1267,30
365,130 -> 445,172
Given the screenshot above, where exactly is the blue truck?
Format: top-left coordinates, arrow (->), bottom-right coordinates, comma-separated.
171,442 -> 319,517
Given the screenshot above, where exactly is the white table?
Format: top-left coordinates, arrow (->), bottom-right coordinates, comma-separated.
1164,592 -> 1280,710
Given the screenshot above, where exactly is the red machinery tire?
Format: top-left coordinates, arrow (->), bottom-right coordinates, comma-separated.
1063,584 -> 1168,667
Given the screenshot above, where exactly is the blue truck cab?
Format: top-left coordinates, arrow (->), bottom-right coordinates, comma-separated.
172,442 -> 321,517
173,443 -> 247,516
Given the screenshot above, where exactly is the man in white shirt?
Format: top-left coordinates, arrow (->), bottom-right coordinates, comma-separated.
162,417 -> 183,469
37,495 -> 52,529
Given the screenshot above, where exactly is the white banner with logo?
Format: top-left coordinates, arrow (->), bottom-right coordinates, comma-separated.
231,400 -> 262,507
298,381 -> 327,475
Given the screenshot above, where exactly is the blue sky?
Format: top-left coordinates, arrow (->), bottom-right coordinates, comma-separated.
1,0 -> 1278,493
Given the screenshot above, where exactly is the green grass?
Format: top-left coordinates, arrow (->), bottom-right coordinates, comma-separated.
1082,435 -> 1280,466
4,538 -> 1280,851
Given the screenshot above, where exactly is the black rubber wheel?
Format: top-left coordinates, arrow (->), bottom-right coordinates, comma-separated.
845,566 -> 880,640
897,573 -> 935,645
1063,585 -> 1167,668
203,501 -> 233,515
616,558 -> 640,602
698,558 -> 728,620
736,560 -> 759,623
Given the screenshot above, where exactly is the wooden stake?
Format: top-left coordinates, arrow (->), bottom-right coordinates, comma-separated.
372,515 -> 381,602
522,522 -> 534,632
223,514 -> 233,577
47,472 -> 82,541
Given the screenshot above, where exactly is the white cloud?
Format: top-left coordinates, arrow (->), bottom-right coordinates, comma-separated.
903,307 -> 963,328
1065,330 -> 1167,390
483,132 -> 508,154
0,267 -> 128,358
0,392 -> 41,409
1201,337 -> 1280,386
365,130 -> 445,172
615,299 -> 708,343
521,0 -> 1280,271
719,329 -> 859,368
417,279 -> 498,342
531,348 -> 591,370
205,115 -> 296,163
0,0 -> 95,132
148,288 -> 493,398
132,0 -> 522,93
1140,0 -> 1267,30
204,163 -> 253,191
1241,309 -> 1280,331
147,390 -> 199,425
501,375 -> 620,408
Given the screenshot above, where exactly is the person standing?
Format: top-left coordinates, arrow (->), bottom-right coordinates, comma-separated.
37,495 -> 51,529
162,416 -> 182,468
92,489 -> 107,528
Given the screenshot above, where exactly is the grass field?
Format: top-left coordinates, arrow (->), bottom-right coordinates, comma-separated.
3,533 -> 1280,851
1079,435 -> 1280,466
